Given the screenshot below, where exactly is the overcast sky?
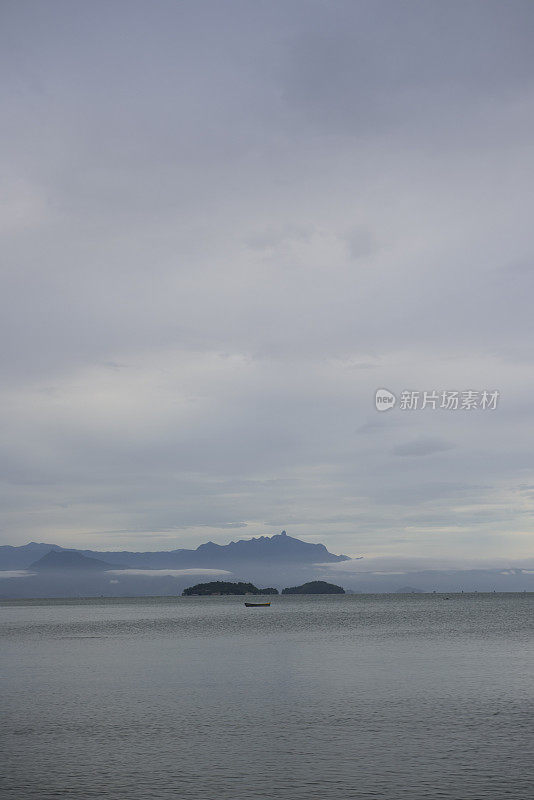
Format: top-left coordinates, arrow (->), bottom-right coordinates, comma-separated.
1,0 -> 533,564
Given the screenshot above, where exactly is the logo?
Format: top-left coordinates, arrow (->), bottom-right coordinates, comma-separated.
373,388 -> 500,411
375,388 -> 396,411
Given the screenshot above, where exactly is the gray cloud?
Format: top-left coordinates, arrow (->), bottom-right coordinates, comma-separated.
0,1 -> 533,563
393,438 -> 455,457
106,569 -> 232,577
0,571 -> 36,579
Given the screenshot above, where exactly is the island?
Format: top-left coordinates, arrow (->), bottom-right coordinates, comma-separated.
281,580 -> 345,595
395,586 -> 425,594
182,581 -> 279,596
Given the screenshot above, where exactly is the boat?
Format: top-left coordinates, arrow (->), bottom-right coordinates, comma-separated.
244,601 -> 271,607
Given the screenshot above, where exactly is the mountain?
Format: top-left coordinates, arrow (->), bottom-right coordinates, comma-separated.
29,550 -> 120,571
189,531 -> 349,565
0,541 -> 68,569
0,531 -> 351,599
1,531 -> 349,571
2,535 -> 534,600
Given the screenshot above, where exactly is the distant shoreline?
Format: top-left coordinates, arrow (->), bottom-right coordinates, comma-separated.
1,591 -> 533,605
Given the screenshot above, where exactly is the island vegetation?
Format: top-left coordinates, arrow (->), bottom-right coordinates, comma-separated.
182,581 -> 278,596
281,580 -> 345,595
182,579 -> 346,596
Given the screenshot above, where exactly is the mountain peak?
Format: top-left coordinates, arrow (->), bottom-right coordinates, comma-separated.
191,532 -> 348,564
3,532 -> 351,574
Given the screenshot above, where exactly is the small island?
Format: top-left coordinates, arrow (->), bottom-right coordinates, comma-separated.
395,586 -> 425,594
182,581 -> 278,596
281,580 -> 345,595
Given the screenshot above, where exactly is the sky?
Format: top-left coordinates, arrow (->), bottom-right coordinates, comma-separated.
1,0 -> 533,564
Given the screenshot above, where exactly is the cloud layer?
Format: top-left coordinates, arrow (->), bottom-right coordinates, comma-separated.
1,1 -> 533,563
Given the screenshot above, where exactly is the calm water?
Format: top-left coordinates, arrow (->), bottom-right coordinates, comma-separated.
2,593 -> 533,800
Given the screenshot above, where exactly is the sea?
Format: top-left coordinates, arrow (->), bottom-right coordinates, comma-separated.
2,593 -> 533,800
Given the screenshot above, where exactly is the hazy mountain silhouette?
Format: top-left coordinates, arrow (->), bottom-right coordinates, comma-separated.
3,533 -> 533,599
1,531 -> 349,570
0,532 -> 352,599
30,550 -> 120,571
189,531 -> 349,565
0,542 -> 67,569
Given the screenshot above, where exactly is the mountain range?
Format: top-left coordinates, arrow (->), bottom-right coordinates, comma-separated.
0,531 -> 349,571
1,532 -> 533,598
0,531 -> 352,599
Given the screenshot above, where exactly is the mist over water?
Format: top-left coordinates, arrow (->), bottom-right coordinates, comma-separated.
2,594 -> 533,800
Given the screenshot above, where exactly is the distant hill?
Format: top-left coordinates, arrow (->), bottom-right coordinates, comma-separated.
395,586 -> 426,594
0,542 -> 68,570
282,580 -> 345,595
30,550 -> 119,571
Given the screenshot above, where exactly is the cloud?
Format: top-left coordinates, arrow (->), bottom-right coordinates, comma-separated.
319,554 -> 534,573
392,438 -> 455,457
0,1 -> 533,565
0,571 -> 35,579
344,226 -> 377,261
105,569 -> 232,577
244,225 -> 313,251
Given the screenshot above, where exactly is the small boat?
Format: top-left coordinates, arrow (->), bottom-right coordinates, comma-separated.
244,601 -> 271,607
